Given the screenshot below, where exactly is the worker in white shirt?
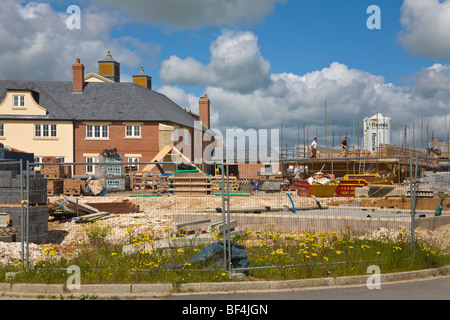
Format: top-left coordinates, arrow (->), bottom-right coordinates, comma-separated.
294,165 -> 301,179
310,137 -> 318,158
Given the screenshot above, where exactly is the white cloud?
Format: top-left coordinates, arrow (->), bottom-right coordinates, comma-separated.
399,0 -> 450,60
160,29 -> 271,93
157,85 -> 199,113
88,0 -> 287,29
159,29 -> 450,147
0,0 -> 160,81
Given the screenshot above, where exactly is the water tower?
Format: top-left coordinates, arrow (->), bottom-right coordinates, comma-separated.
363,113 -> 392,152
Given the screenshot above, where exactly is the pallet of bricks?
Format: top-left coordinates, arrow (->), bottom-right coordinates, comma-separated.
41,157 -> 71,197
0,166 -> 48,244
211,175 -> 239,192
63,178 -> 86,196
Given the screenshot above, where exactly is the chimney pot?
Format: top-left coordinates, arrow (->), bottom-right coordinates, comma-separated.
199,95 -> 211,129
72,58 -> 85,92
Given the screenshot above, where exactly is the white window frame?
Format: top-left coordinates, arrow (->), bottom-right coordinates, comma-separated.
125,125 -> 141,138
0,124 -> 4,137
127,157 -> 140,171
34,124 -> 57,138
86,157 -> 97,174
13,95 -> 25,108
86,125 -> 109,139
34,156 -> 43,170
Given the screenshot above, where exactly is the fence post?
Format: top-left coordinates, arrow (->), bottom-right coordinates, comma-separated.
409,154 -> 416,257
26,160 -> 30,269
20,160 -> 24,267
226,162 -> 231,272
221,160 -> 227,271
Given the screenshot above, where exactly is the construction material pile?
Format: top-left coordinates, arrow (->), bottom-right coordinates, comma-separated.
48,195 -> 100,217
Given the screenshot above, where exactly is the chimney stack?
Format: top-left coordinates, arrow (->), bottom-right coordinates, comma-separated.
199,94 -> 210,129
72,58 -> 85,92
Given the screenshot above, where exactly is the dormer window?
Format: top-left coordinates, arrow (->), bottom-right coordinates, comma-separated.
13,95 -> 25,108
1,89 -> 46,116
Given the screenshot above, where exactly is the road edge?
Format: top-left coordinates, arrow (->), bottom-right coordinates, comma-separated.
0,265 -> 448,299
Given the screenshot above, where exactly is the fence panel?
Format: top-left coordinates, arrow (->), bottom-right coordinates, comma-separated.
1,154 -> 448,284
0,160 -> 26,266
15,159 -> 231,283
219,159 -> 418,276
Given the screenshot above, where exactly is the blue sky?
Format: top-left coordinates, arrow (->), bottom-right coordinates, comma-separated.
96,0 -> 445,88
2,0 -> 450,148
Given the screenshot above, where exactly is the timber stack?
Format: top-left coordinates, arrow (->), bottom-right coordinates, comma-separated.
172,171 -> 212,196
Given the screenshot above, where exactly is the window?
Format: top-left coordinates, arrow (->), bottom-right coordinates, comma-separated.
86,125 -> 108,138
51,125 -> 57,137
86,157 -> 97,174
127,157 -> 139,171
13,95 -> 25,108
43,124 -> 49,137
0,124 -> 4,137
125,125 -> 141,137
35,124 -> 57,138
34,156 -> 43,170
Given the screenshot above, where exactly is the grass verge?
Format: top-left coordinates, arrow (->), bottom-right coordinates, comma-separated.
1,224 -> 449,285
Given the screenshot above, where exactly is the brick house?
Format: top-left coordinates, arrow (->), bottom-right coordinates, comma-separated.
0,52 -> 212,175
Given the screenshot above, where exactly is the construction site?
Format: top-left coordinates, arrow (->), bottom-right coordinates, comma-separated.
0,138 -> 448,265
0,65 -> 450,264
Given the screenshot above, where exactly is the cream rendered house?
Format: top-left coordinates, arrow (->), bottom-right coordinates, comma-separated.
0,88 -> 74,163
0,57 -> 121,163
0,52 -> 211,173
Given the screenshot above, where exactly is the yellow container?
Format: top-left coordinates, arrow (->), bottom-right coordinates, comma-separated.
309,184 -> 337,197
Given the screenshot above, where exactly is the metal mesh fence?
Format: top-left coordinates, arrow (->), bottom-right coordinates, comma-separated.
0,154 -> 448,281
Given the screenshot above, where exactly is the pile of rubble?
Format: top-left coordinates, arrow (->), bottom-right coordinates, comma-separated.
360,224 -> 450,249
0,210 -> 173,266
0,241 -> 43,266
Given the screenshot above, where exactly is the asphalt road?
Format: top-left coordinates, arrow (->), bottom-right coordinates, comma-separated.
166,275 -> 450,300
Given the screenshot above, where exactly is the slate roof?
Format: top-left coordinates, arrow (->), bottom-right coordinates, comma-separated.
0,80 -> 200,129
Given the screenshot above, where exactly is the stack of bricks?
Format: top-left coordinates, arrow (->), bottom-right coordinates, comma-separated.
63,178 -> 86,196
42,157 -> 65,197
97,152 -> 126,192
0,161 -> 48,244
0,163 -> 47,204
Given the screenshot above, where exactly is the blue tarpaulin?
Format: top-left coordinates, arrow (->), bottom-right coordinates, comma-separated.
163,241 -> 250,272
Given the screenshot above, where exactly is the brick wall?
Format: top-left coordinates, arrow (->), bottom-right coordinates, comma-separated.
73,121 -> 160,175
237,163 -> 264,179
